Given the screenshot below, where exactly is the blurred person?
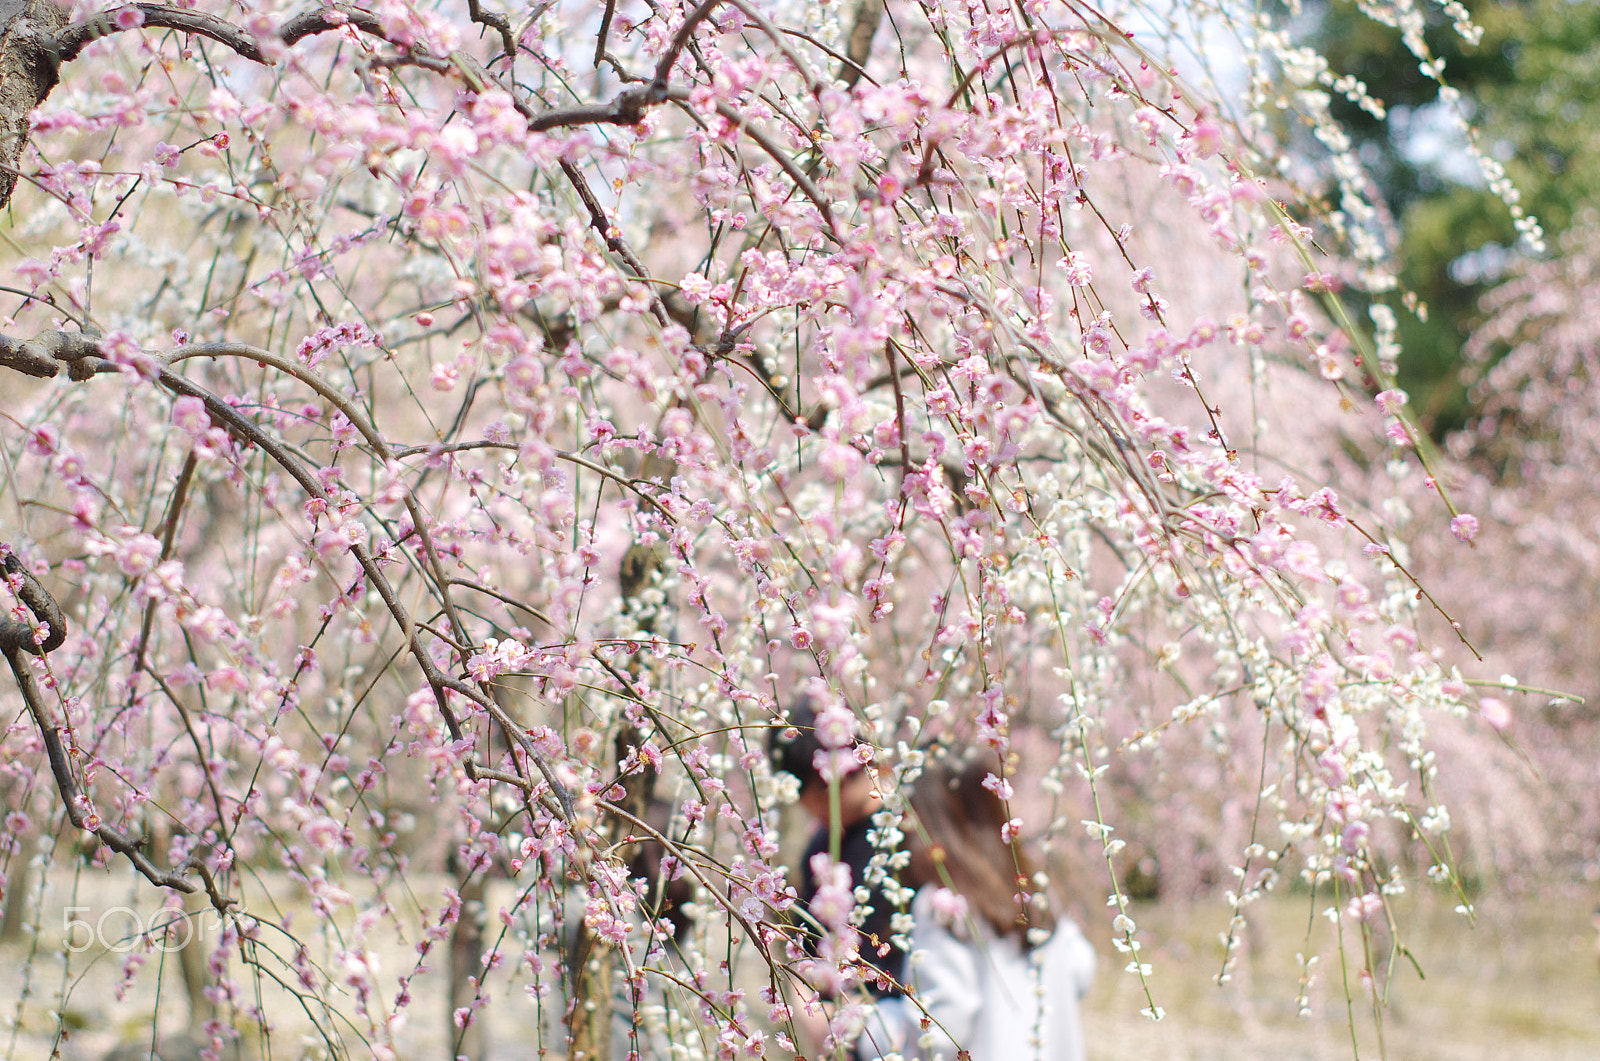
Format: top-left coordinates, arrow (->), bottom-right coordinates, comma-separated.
769,698 -> 910,1058
887,758 -> 1096,1061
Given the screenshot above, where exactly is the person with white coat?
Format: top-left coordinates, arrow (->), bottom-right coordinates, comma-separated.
860,760 -> 1095,1061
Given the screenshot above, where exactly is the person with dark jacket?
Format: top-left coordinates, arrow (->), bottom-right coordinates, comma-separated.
769,699 -> 909,1057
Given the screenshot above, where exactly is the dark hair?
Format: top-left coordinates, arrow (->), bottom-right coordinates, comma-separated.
767,698 -> 825,791
909,759 -> 1055,943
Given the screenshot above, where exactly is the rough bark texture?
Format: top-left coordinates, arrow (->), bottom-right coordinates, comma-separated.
0,0 -> 66,210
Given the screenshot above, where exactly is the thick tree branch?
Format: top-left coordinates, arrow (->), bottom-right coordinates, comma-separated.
61,2 -> 395,61
594,0 -> 615,68
465,0 -> 514,60
277,3 -> 384,46
0,0 -> 66,208
526,84 -> 666,131
0,333 -> 61,378
0,328 -> 100,379
0,554 -> 66,654
56,4 -> 265,63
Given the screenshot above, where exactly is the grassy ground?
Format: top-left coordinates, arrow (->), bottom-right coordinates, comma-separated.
3,871 -> 1597,1060
1085,888 -> 1600,1061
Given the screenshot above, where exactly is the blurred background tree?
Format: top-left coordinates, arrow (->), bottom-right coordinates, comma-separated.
1290,0 -> 1600,889
1301,0 -> 1600,434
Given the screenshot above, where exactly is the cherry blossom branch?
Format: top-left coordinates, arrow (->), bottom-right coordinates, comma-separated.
1348,519 -> 1482,659
56,5 -> 265,63
158,345 -> 579,820
430,673 -> 578,820
277,4 -> 385,46
130,449 -> 196,677
0,557 -> 234,910
555,159 -> 673,327
653,0 -> 726,89
166,345 -> 507,698
62,1 -> 392,61
384,436 -> 677,521
713,0 -> 824,98
163,351 -> 596,833
364,52 -> 454,76
598,800 -> 772,948
390,439 -> 510,458
0,328 -> 99,380
524,85 -> 667,131
464,0 -> 514,60
706,99 -> 837,233
0,2 -> 383,211
0,335 -> 581,824
1459,679 -> 1583,701
142,666 -> 234,846
784,26 -> 875,87
0,554 -> 65,655
445,577 -> 555,628
58,1 -> 398,68
376,37 -> 838,241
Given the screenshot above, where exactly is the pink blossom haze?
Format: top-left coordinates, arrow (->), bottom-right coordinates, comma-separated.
0,0 -> 1574,1057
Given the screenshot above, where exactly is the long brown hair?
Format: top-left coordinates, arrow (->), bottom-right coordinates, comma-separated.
909,759 -> 1057,944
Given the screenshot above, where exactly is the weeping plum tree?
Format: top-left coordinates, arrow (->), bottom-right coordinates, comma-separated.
1406,222 -> 1600,886
0,0 -> 1536,1056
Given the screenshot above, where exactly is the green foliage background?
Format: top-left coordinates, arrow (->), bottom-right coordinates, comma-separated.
1306,0 -> 1600,434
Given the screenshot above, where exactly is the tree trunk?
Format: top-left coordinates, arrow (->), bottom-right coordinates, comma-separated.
0,810 -> 32,941
0,0 -> 66,209
449,868 -> 489,1059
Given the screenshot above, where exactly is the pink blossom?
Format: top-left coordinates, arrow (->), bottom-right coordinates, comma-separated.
812,699 -> 856,750
1189,115 -> 1223,156
99,331 -> 161,381
171,395 -> 209,436
25,424 -> 59,456
1374,389 -> 1408,415
430,362 -> 459,390
109,529 -> 163,576
1345,893 -> 1384,923
1057,251 -> 1093,287
981,771 -> 1014,800
928,887 -> 968,923
304,816 -> 343,852
1479,698 -> 1511,731
184,605 -> 232,643
208,667 -> 250,694
0,0 -> 1544,1043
